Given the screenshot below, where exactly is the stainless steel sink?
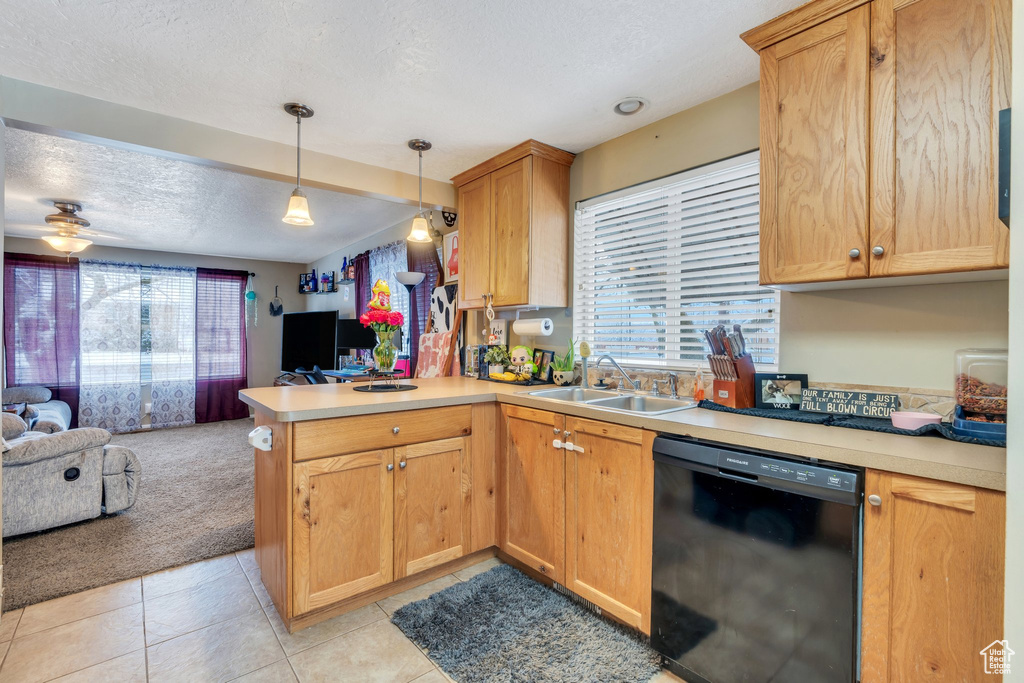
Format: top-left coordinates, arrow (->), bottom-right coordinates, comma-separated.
586,394 -> 697,415
528,387 -> 621,402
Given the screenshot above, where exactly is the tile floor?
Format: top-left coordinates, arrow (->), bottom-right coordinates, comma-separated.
0,552 -> 683,683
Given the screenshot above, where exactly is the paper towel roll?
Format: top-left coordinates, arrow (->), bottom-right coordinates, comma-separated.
512,318 -> 554,336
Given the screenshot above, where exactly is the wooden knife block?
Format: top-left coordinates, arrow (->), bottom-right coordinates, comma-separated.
712,354 -> 757,409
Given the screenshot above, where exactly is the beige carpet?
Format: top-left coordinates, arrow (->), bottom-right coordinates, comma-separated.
2,418 -> 256,610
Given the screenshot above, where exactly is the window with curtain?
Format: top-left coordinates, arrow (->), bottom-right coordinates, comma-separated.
369,241 -> 411,348
573,150 -> 780,370
3,253 -> 81,424
195,268 -> 249,423
148,266 -> 197,428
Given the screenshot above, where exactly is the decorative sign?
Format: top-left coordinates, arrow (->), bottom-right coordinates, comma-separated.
800,389 -> 898,418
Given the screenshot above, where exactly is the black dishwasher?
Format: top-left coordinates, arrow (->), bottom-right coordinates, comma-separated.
651,435 -> 861,683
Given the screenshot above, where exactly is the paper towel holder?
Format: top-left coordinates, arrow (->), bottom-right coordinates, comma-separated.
514,307 -> 540,321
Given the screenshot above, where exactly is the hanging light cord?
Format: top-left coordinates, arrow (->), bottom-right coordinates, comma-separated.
418,149 -> 423,214
295,114 -> 302,189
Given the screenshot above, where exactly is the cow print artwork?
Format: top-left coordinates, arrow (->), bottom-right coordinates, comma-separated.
429,284 -> 459,333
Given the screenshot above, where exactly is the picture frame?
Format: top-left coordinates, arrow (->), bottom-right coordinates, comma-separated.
535,351 -> 554,382
532,349 -> 551,379
299,272 -> 317,293
463,344 -> 482,377
754,373 -> 808,410
487,319 -> 507,346
319,270 -> 335,293
443,230 -> 459,283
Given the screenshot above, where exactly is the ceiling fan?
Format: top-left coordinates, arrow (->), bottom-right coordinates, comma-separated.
33,201 -> 115,258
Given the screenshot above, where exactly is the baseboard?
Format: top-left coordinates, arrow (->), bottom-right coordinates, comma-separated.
283,547 -> 498,633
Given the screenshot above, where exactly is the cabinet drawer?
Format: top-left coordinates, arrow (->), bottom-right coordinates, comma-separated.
292,406 -> 472,462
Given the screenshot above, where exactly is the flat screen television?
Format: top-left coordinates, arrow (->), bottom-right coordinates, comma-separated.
281,311 -> 338,372
337,319 -> 377,353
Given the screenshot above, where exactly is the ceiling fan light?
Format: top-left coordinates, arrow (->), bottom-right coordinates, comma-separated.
282,188 -> 314,226
407,214 -> 432,243
42,234 -> 92,255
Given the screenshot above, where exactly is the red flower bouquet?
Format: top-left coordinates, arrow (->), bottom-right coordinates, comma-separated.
361,280 -> 404,372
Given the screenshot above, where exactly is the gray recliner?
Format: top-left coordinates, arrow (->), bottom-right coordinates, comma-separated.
2,416 -> 141,537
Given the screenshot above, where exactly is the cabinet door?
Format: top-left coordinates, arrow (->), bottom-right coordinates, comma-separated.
490,158 -> 532,307
292,449 -> 394,615
564,419 -> 654,633
759,6 -> 870,283
501,405 -> 565,582
870,0 -> 1010,276
862,470 -> 1005,682
457,174 -> 492,309
394,437 -> 471,579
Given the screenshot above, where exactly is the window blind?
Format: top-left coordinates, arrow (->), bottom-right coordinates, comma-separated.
573,151 -> 780,369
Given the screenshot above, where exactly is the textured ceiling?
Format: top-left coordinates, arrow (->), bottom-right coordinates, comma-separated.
3,127 -> 420,262
0,0 -> 804,181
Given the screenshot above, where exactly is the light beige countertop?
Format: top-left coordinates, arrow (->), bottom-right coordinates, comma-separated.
240,377 -> 1006,491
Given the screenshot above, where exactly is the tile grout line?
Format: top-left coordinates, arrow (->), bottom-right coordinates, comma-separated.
141,577 -> 149,683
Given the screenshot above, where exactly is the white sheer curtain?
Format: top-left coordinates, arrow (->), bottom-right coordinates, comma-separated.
369,241 -> 411,346
78,261 -> 143,433
149,266 -> 197,428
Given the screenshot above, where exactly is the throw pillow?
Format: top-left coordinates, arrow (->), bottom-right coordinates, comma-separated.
2,413 -> 28,441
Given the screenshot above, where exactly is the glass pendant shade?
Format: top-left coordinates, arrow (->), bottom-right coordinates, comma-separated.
407,214 -> 432,242
282,188 -> 314,226
42,234 -> 92,256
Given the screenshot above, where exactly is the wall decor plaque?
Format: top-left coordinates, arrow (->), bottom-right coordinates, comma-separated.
800,389 -> 899,418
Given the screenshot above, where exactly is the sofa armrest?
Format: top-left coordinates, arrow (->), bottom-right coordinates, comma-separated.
3,428 -> 111,467
32,400 -> 72,434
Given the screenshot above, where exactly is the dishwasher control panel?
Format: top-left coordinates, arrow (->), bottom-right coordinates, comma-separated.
720,452 -> 858,493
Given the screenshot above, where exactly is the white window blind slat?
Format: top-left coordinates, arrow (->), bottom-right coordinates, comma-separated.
574,150 -> 779,369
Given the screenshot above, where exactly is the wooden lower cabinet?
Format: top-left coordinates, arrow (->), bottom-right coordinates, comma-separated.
292,449 -> 394,615
862,470 -> 1006,682
501,405 -> 566,582
564,418 -> 654,633
395,437 -> 471,579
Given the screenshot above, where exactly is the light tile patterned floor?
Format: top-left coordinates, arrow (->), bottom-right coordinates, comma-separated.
0,552 -> 684,683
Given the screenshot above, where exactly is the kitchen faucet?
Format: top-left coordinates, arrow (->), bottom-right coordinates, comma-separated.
594,355 -> 639,392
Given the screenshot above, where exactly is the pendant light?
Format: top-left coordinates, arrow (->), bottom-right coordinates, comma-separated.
407,139 -> 434,243
41,201 -> 93,258
282,103 -> 315,226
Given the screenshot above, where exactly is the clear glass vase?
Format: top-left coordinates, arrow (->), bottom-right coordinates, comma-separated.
373,331 -> 398,373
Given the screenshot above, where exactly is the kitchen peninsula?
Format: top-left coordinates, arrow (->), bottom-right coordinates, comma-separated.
240,376 -> 1006,669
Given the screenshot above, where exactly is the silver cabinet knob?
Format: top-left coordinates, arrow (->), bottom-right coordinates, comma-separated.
563,431 -> 572,439
872,246 -> 885,256
868,494 -> 881,506
849,248 -> 860,258
392,426 -> 400,434
553,428 -> 561,435
387,463 -> 394,472
399,461 -> 407,469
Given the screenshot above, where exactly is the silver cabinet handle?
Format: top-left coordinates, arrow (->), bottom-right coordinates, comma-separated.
563,431 -> 571,439
399,461 -> 407,469
868,494 -> 881,506
872,246 -> 885,256
553,428 -> 561,435
387,463 -> 394,472
392,426 -> 400,434
849,248 -> 860,258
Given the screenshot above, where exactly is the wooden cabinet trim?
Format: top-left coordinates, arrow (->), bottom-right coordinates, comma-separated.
890,474 -> 976,512
774,12 -> 848,59
451,139 -> 575,187
469,403 -> 498,552
254,412 -> 293,619
741,0 -> 870,51
564,416 -> 643,445
292,406 -> 472,462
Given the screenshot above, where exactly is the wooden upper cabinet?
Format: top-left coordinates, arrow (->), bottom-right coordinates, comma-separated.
870,0 -> 1011,276
760,6 -> 870,284
451,140 -> 574,309
744,0 -> 1011,285
394,437 -> 471,580
862,470 -> 1005,681
500,405 -> 566,582
456,174 -> 491,309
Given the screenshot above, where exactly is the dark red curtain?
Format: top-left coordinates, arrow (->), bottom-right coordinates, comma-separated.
406,241 -> 443,376
195,268 -> 249,422
3,253 -> 81,425
353,251 -> 371,315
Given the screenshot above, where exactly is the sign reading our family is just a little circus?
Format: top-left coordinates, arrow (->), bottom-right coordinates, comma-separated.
799,389 -> 899,418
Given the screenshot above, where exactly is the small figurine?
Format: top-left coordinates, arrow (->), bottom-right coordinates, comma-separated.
509,345 -> 536,380
368,279 -> 392,311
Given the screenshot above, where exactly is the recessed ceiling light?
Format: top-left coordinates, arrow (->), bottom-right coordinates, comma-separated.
613,97 -> 649,116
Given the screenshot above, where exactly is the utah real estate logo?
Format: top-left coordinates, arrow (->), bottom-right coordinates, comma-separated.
980,640 -> 1014,675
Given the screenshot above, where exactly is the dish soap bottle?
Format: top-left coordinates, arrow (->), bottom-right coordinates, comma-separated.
693,366 -> 705,402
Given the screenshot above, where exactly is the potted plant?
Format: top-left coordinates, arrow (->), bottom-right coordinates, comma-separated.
551,338 -> 577,386
483,345 -> 511,378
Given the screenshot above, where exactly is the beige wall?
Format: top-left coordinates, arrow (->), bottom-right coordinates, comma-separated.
4,236 -> 304,389
480,80 -> 1009,393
